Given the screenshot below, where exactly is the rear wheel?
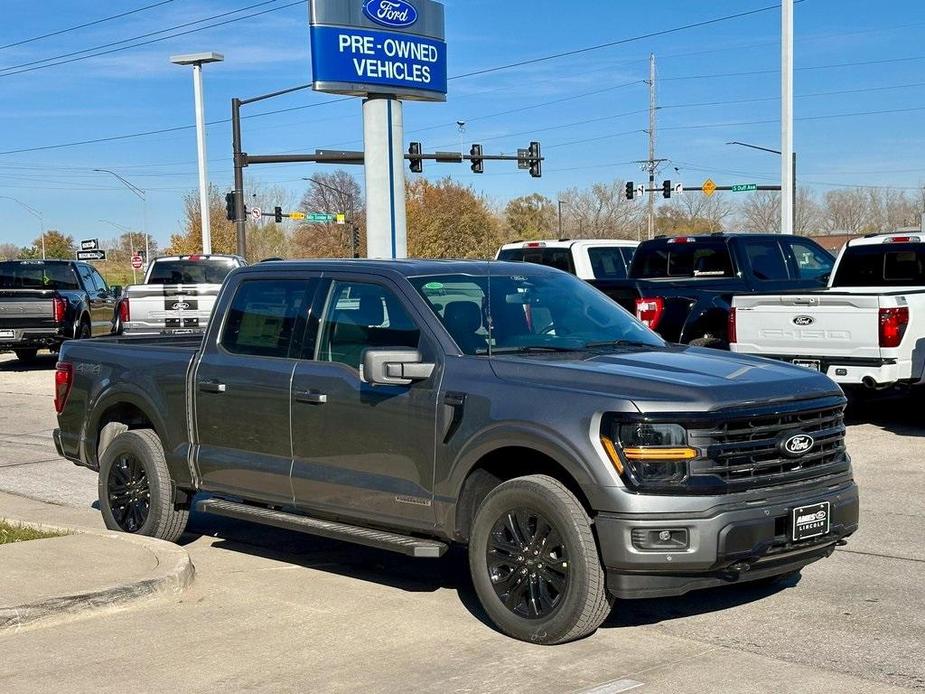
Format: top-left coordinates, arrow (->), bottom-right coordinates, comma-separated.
77,320 -> 91,340
13,349 -> 38,363
468,474 -> 612,644
98,429 -> 188,543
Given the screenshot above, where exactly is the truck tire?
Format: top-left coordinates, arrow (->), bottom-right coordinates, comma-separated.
468,474 -> 612,644
77,320 -> 91,340
14,349 -> 38,363
98,429 -> 188,543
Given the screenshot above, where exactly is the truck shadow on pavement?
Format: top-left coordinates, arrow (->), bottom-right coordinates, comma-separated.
844,388 -> 925,437
0,353 -> 58,372
184,506 -> 797,634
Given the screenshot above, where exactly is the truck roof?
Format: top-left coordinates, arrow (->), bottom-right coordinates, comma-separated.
244,258 -> 562,277
847,232 -> 924,247
643,233 -> 789,244
499,239 -> 637,250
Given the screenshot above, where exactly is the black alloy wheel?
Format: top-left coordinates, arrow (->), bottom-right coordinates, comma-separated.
486,507 -> 569,619
107,453 -> 151,533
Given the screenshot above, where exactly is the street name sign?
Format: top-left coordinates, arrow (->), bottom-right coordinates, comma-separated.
702,178 -> 717,197
731,183 -> 758,192
80,238 -> 99,251
77,250 -> 106,261
310,0 -> 447,102
308,212 -> 337,223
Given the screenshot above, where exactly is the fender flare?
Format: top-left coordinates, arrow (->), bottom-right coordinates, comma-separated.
83,384 -> 171,470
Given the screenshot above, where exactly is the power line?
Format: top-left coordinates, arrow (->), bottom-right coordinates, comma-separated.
0,0 -> 297,78
662,55 -> 925,82
448,1 -> 802,80
0,0 -> 177,51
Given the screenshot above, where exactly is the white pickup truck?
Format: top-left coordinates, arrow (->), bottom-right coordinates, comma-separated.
731,233 -> 925,389
118,254 -> 246,335
496,239 -> 638,280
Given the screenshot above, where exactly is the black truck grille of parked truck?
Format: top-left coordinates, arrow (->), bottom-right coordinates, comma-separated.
53,259 -> 859,644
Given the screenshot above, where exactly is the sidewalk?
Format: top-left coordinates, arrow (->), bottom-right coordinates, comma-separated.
0,491 -> 194,631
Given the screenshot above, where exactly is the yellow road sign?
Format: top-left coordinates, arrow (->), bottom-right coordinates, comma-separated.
702,178 -> 717,197
336,213 -> 346,225
289,211 -> 306,220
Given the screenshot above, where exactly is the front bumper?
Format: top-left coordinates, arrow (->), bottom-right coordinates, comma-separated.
595,478 -> 859,599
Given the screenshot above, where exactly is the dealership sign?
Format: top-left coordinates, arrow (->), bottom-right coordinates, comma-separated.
310,0 -> 447,101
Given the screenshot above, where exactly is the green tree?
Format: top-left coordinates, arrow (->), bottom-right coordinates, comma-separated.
20,230 -> 76,259
167,185 -> 237,256
406,178 -> 503,258
504,193 -> 556,240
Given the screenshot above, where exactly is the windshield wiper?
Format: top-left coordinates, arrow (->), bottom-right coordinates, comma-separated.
582,339 -> 658,350
478,345 -> 586,355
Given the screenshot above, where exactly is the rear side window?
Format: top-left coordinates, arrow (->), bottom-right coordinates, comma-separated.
148,258 -> 238,285
497,248 -> 575,274
0,261 -> 79,290
587,247 -> 629,279
744,239 -> 790,281
221,280 -> 315,358
630,242 -> 733,279
833,245 -> 925,287
787,239 -> 834,281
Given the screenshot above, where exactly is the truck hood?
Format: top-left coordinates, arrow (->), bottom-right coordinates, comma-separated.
489,345 -> 842,414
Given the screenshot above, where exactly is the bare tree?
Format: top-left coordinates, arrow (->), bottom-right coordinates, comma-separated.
0,243 -> 20,260
656,193 -> 733,235
822,188 -> 872,234
292,171 -> 364,258
739,188 -> 822,234
558,180 -> 644,240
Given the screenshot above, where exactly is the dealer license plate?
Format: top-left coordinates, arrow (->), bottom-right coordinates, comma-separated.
792,501 -> 830,541
0,330 -> 15,339
792,359 -> 820,371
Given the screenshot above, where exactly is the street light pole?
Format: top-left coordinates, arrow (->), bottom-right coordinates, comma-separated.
171,52 -> 224,255
558,200 -> 564,238
99,218 -> 138,283
726,141 -> 797,233
0,196 -> 43,258
93,169 -> 148,267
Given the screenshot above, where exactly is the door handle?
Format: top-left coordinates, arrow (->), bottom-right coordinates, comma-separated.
295,390 -> 327,404
199,381 -> 226,393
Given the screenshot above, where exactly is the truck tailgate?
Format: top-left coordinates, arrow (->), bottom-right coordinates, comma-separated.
733,293 -> 882,359
123,284 -> 221,334
0,290 -> 56,331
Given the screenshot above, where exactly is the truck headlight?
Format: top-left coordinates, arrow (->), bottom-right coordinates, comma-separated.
601,421 -> 697,487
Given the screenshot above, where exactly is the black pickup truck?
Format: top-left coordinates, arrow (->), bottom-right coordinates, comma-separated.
586,234 -> 835,348
55,259 -> 858,644
0,259 -> 119,362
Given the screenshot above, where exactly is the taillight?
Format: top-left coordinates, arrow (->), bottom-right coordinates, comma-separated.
119,298 -> 130,323
879,307 -> 909,348
728,307 -> 737,344
54,362 -> 73,414
52,297 -> 66,323
636,297 -> 665,330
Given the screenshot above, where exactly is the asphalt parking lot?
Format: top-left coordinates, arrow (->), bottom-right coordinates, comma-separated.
0,351 -> 922,693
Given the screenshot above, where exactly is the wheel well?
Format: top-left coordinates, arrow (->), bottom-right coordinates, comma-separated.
95,402 -> 156,463
454,446 -> 592,543
685,309 -> 729,342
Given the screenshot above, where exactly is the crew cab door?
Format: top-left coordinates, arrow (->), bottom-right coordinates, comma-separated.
289,275 -> 440,530
194,274 -> 319,504
77,263 -> 115,336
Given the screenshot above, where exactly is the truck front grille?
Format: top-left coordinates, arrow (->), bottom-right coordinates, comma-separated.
688,402 -> 849,491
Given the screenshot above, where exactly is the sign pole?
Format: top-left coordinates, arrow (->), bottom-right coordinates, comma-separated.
363,96 -> 407,259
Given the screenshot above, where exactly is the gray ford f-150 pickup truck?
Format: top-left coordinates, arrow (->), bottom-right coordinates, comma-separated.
54,260 -> 859,644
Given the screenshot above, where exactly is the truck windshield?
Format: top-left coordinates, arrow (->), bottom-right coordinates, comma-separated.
833,244 -> 925,287
147,258 -> 238,285
630,241 -> 733,279
410,270 -> 664,355
0,261 -> 80,290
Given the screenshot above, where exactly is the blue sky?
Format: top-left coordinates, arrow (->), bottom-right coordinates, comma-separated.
1,0 -> 924,248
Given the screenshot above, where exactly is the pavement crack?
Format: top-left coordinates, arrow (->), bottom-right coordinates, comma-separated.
836,547 -> 925,564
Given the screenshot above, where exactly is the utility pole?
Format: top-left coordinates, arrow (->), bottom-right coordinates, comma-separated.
646,53 -> 657,241
781,0 -> 794,234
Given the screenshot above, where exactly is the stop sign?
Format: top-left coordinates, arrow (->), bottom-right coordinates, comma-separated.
131,255 -> 143,269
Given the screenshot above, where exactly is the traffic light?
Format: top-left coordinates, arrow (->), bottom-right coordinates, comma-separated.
408,142 -> 423,173
352,225 -> 361,259
662,180 -> 672,199
625,182 -> 635,200
274,206 -> 283,223
225,192 -> 236,221
528,141 -> 542,178
470,144 -> 484,174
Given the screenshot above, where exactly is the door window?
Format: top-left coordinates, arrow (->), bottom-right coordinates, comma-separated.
77,265 -> 97,292
786,239 -> 834,281
90,268 -> 109,293
744,239 -> 790,281
221,279 -> 315,358
317,281 -> 420,369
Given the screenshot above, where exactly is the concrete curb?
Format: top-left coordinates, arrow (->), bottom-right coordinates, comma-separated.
0,518 -> 195,632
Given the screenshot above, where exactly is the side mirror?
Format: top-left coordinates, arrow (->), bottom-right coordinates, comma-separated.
110,285 -> 123,297
363,349 -> 435,386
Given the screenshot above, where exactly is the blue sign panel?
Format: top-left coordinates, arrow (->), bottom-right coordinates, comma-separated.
310,24 -> 447,100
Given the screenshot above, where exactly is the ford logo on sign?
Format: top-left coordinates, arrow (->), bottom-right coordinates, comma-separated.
363,0 -> 418,28
781,433 -> 814,457
793,315 -> 815,326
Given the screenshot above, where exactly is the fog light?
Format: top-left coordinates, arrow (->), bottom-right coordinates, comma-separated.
631,528 -> 689,551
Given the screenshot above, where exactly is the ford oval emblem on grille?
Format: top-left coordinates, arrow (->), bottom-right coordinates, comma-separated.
793,315 -> 815,326
363,0 -> 418,28
781,433 -> 814,457
172,301 -> 190,310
